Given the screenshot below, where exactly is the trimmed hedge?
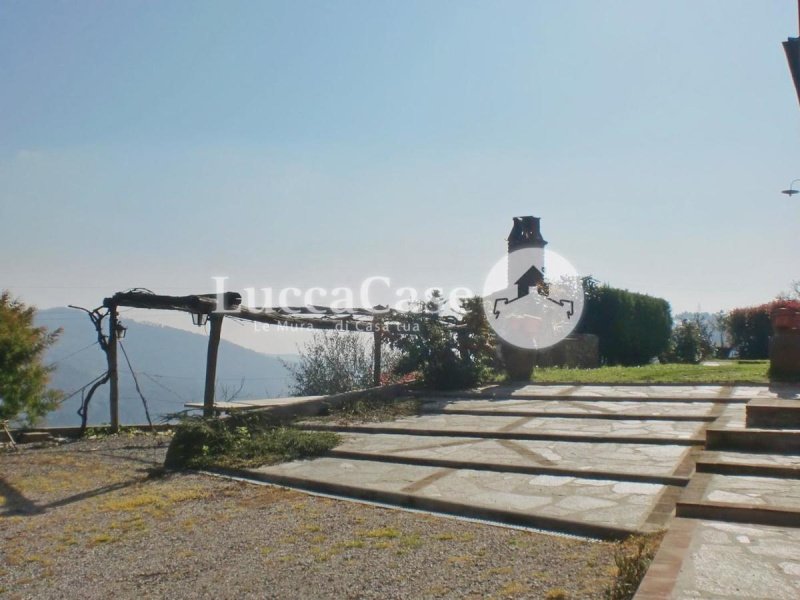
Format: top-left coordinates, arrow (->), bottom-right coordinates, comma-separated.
728,300 -> 800,359
578,280 -> 672,366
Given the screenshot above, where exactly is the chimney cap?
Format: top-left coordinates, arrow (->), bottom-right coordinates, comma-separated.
508,216 -> 547,250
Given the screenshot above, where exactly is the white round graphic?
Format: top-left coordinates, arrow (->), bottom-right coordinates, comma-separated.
482,248 -> 584,350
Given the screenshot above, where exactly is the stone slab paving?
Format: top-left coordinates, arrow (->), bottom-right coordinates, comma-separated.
248,456 -> 670,538
422,397 -> 717,417
636,518 -> 800,599
331,433 -> 692,481
308,413 -> 706,442
471,384 -> 792,400
698,450 -> 800,470
697,474 -> 800,510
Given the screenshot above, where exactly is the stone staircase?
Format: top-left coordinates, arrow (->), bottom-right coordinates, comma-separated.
636,391 -> 800,599
236,385 -> 767,541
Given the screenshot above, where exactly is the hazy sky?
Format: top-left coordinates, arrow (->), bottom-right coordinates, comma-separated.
2,1 -> 800,354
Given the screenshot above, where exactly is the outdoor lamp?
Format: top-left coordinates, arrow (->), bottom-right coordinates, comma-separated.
191,312 -> 210,327
114,321 -> 127,339
781,179 -> 800,196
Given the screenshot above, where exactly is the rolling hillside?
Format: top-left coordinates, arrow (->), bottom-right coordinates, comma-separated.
35,308 -> 295,427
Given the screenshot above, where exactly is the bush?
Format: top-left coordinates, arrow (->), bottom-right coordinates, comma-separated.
164,415 -> 340,469
663,317 -> 714,364
284,330 -> 375,396
0,291 -> 62,425
388,293 -> 496,390
605,533 -> 663,600
728,304 -> 771,359
578,279 -> 672,366
727,300 -> 800,359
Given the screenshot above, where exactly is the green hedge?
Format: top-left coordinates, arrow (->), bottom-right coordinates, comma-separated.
578,279 -> 672,366
728,304 -> 771,359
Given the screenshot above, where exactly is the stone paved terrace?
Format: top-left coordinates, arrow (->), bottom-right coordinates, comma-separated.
239,385 -> 766,539
229,383 -> 800,594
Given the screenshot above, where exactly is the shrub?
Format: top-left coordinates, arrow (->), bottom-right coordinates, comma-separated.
728,304 -> 771,359
663,317 -> 714,364
605,533 -> 662,600
283,330 -> 374,396
578,279 -> 672,366
164,415 -> 340,469
727,299 -> 800,360
388,293 -> 496,389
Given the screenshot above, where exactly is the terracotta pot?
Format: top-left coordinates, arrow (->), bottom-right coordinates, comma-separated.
771,308 -> 800,332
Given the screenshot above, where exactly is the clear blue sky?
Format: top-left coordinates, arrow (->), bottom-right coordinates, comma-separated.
2,1 -> 800,353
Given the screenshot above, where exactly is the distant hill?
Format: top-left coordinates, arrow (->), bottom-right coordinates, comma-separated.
35,307 -> 296,427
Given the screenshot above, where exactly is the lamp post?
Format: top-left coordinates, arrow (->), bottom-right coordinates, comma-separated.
781,179 -> 800,196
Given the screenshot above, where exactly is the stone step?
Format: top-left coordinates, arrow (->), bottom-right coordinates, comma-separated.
240,456 -> 676,540
705,425 -> 800,454
425,392 -> 751,404
676,473 -> 800,528
298,415 -> 705,446
424,407 -> 716,422
329,433 -> 693,486
696,450 -> 800,479
746,398 -> 800,429
635,518 -> 800,600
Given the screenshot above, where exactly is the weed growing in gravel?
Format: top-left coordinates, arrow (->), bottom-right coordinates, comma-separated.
363,527 -> 401,539
499,581 -> 529,595
604,533 -> 663,600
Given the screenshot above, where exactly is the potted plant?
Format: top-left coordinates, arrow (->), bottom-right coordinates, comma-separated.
771,301 -> 800,333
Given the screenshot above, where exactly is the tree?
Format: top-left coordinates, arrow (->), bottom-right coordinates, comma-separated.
664,317 -> 714,364
284,330 -> 374,396
387,293 -> 496,389
0,292 -> 62,425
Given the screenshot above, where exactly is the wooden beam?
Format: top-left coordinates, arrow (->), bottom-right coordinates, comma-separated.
104,291 -> 241,314
203,314 -> 224,417
108,304 -> 120,432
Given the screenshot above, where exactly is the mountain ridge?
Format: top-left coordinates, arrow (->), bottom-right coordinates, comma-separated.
35,307 -> 295,427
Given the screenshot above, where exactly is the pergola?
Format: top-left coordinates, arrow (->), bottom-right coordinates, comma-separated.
89,289 -> 434,430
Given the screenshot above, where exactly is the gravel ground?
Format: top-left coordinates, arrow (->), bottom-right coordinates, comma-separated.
1,434 -> 617,599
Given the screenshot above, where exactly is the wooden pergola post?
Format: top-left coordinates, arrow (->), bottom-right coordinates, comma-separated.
203,314 -> 224,417
108,304 -> 120,432
373,321 -> 383,388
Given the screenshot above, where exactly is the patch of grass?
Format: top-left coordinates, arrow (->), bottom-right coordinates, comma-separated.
535,360 -> 768,384
400,532 -> 423,549
498,581 -> 529,596
363,527 -> 401,539
484,566 -> 513,577
164,416 -> 340,469
604,533 -> 663,600
88,533 -> 115,546
340,539 -> 365,549
100,488 -> 207,513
